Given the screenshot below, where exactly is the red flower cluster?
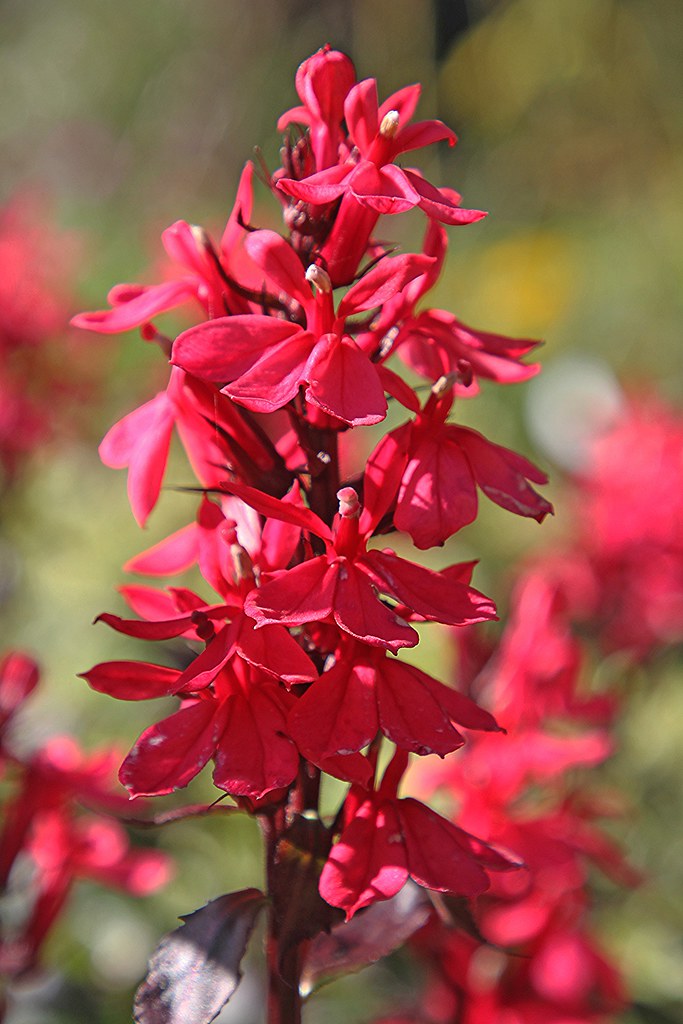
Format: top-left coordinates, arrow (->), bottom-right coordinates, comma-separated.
0,196 -> 95,482
0,652 -> 171,980
398,562 -> 637,1023
73,47 -> 554,1017
563,396 -> 683,657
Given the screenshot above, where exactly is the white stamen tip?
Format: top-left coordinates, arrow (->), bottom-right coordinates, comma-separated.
379,110 -> 400,139
432,372 -> 458,397
305,264 -> 332,293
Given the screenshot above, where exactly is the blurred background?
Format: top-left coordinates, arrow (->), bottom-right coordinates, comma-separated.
0,0 -> 682,1021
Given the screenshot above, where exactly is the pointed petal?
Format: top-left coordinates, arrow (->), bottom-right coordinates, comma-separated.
454,427 -> 553,521
95,611 -> 195,641
99,392 -> 175,526
398,800 -> 504,897
172,315 -> 304,382
288,657 -> 378,758
334,563 -> 418,651
347,163 -> 420,215
237,621 -> 317,685
315,752 -> 373,788
378,83 -> 421,126
221,161 -> 254,256
71,279 -> 198,334
81,661 -> 182,701
245,558 -> 336,627
276,164 -> 351,204
337,253 -> 435,319
124,523 -> 199,576
404,170 -> 487,225
364,549 -> 496,626
121,699 -> 223,797
245,230 -> 311,308
224,330 -> 314,413
375,658 -> 466,756
344,78 -> 379,153
394,119 -> 457,156
212,689 -> 298,799
319,799 -> 408,919
175,621 -> 240,692
395,436 -> 478,549
216,477 -> 332,542
305,335 -> 387,426
360,424 -> 411,536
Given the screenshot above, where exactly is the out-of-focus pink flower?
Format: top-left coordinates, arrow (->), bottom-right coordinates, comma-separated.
0,196 -> 95,480
0,655 -> 172,978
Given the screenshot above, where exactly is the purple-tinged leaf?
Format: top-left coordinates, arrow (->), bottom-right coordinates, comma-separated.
134,889 -> 265,1024
302,881 -> 431,994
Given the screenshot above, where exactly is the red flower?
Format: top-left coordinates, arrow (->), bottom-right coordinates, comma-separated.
319,752 -> 518,920
172,231 -> 433,426
278,76 -> 483,226
364,381 -> 552,549
222,480 -> 496,652
288,638 -> 501,761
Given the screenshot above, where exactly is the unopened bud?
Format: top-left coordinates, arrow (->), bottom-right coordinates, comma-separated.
337,486 -> 360,518
379,110 -> 400,139
305,264 -> 332,293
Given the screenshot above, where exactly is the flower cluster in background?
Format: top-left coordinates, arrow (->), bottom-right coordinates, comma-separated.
0,652 -> 171,986
0,197 -> 100,486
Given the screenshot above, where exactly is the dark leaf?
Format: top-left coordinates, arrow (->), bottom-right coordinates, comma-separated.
134,888 -> 265,1024
302,881 -> 432,994
433,893 -> 490,946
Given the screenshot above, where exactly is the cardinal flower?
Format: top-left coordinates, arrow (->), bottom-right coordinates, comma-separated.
277,73 -> 484,224
363,377 -> 552,549
277,65 -> 484,283
213,479 -> 496,652
319,750 -> 519,920
288,637 -> 502,762
172,230 -> 433,426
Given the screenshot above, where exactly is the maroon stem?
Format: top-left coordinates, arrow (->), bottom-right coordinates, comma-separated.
261,804 -> 303,1024
260,418 -> 340,1023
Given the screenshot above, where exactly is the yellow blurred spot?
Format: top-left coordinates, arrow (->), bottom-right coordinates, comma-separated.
462,232 -> 575,336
